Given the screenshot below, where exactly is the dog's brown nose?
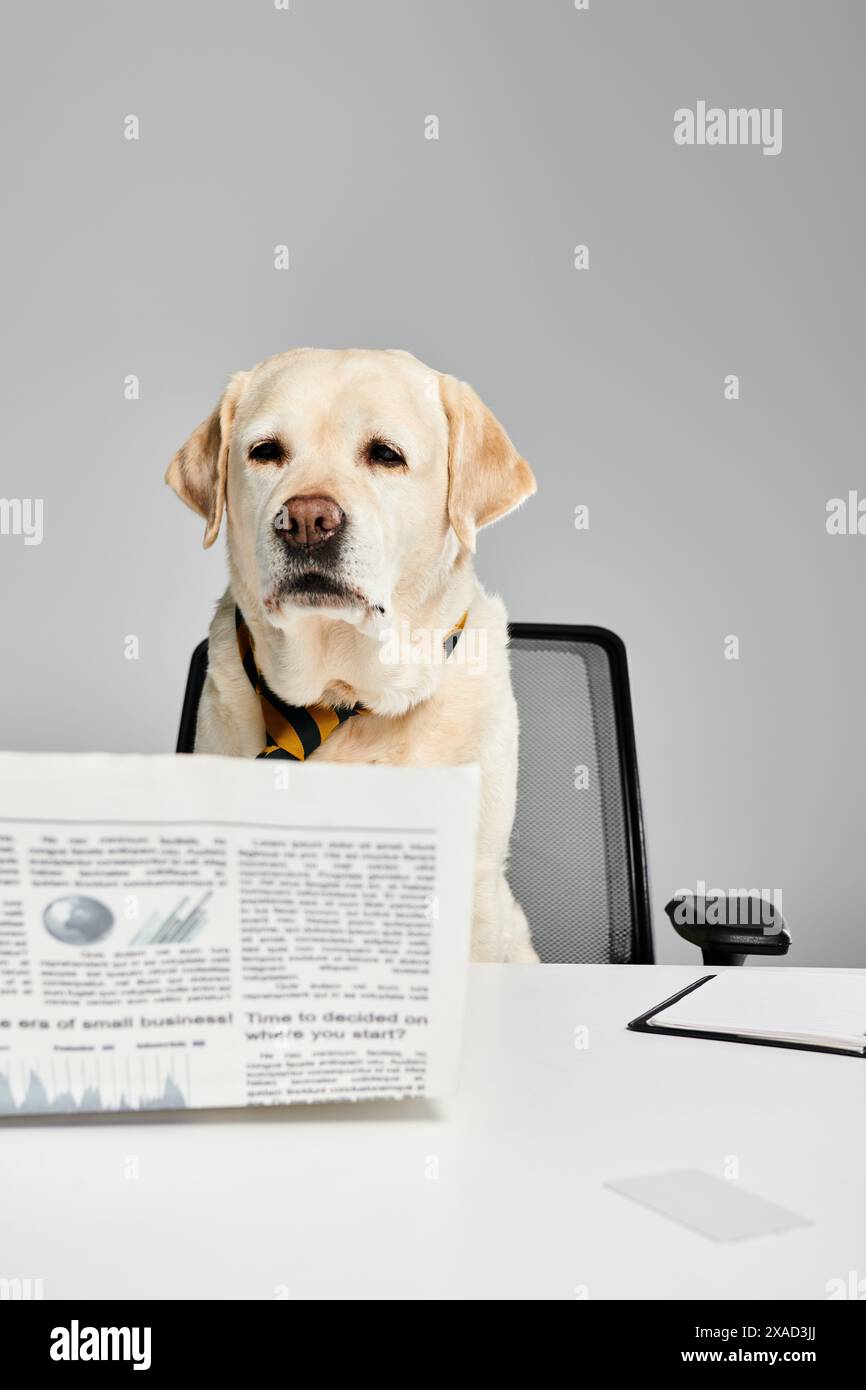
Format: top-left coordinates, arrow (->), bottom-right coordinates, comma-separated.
275,495 -> 345,549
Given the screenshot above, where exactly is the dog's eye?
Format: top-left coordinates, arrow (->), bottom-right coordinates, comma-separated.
367,440 -> 406,467
248,439 -> 284,464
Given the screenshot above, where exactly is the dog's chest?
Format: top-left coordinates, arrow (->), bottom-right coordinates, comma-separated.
308,693 -> 477,767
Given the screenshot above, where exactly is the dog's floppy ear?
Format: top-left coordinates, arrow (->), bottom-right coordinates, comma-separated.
439,375 -> 536,553
165,371 -> 249,548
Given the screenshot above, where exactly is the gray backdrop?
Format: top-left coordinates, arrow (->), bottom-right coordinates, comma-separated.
2,0 -> 864,965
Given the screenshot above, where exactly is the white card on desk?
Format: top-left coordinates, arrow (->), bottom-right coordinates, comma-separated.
606,1169 -> 812,1241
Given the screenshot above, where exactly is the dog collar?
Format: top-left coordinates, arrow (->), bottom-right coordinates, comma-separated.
235,606 -> 468,761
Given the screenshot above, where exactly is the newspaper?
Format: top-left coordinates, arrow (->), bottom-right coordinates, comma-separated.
0,753 -> 479,1116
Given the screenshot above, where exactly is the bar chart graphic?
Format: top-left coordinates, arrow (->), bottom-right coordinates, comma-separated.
0,1052 -> 191,1115
130,891 -> 212,945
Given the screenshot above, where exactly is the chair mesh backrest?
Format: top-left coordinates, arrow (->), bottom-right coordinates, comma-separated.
507,633 -> 640,964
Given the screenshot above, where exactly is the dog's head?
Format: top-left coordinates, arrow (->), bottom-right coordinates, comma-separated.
166,348 -> 535,629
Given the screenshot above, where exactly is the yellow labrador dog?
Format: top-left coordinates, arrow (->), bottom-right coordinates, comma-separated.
167,348 -> 537,962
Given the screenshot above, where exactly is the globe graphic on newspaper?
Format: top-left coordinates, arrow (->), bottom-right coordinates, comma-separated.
43,895 -> 114,946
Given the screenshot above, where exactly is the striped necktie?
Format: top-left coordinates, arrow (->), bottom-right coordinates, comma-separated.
235,606 -> 467,761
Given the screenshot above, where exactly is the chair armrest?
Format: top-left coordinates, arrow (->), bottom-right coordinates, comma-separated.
664,894 -> 791,967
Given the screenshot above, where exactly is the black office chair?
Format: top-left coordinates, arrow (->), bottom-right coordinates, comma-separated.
176,626 -> 789,966
504,627 -> 789,966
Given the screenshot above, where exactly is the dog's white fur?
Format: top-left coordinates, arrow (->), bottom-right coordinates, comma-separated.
166,347 -> 538,962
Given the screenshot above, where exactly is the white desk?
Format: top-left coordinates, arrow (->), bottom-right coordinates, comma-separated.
2,965 -> 864,1300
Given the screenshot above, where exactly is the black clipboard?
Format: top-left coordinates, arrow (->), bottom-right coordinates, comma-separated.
627,974 -> 866,1059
